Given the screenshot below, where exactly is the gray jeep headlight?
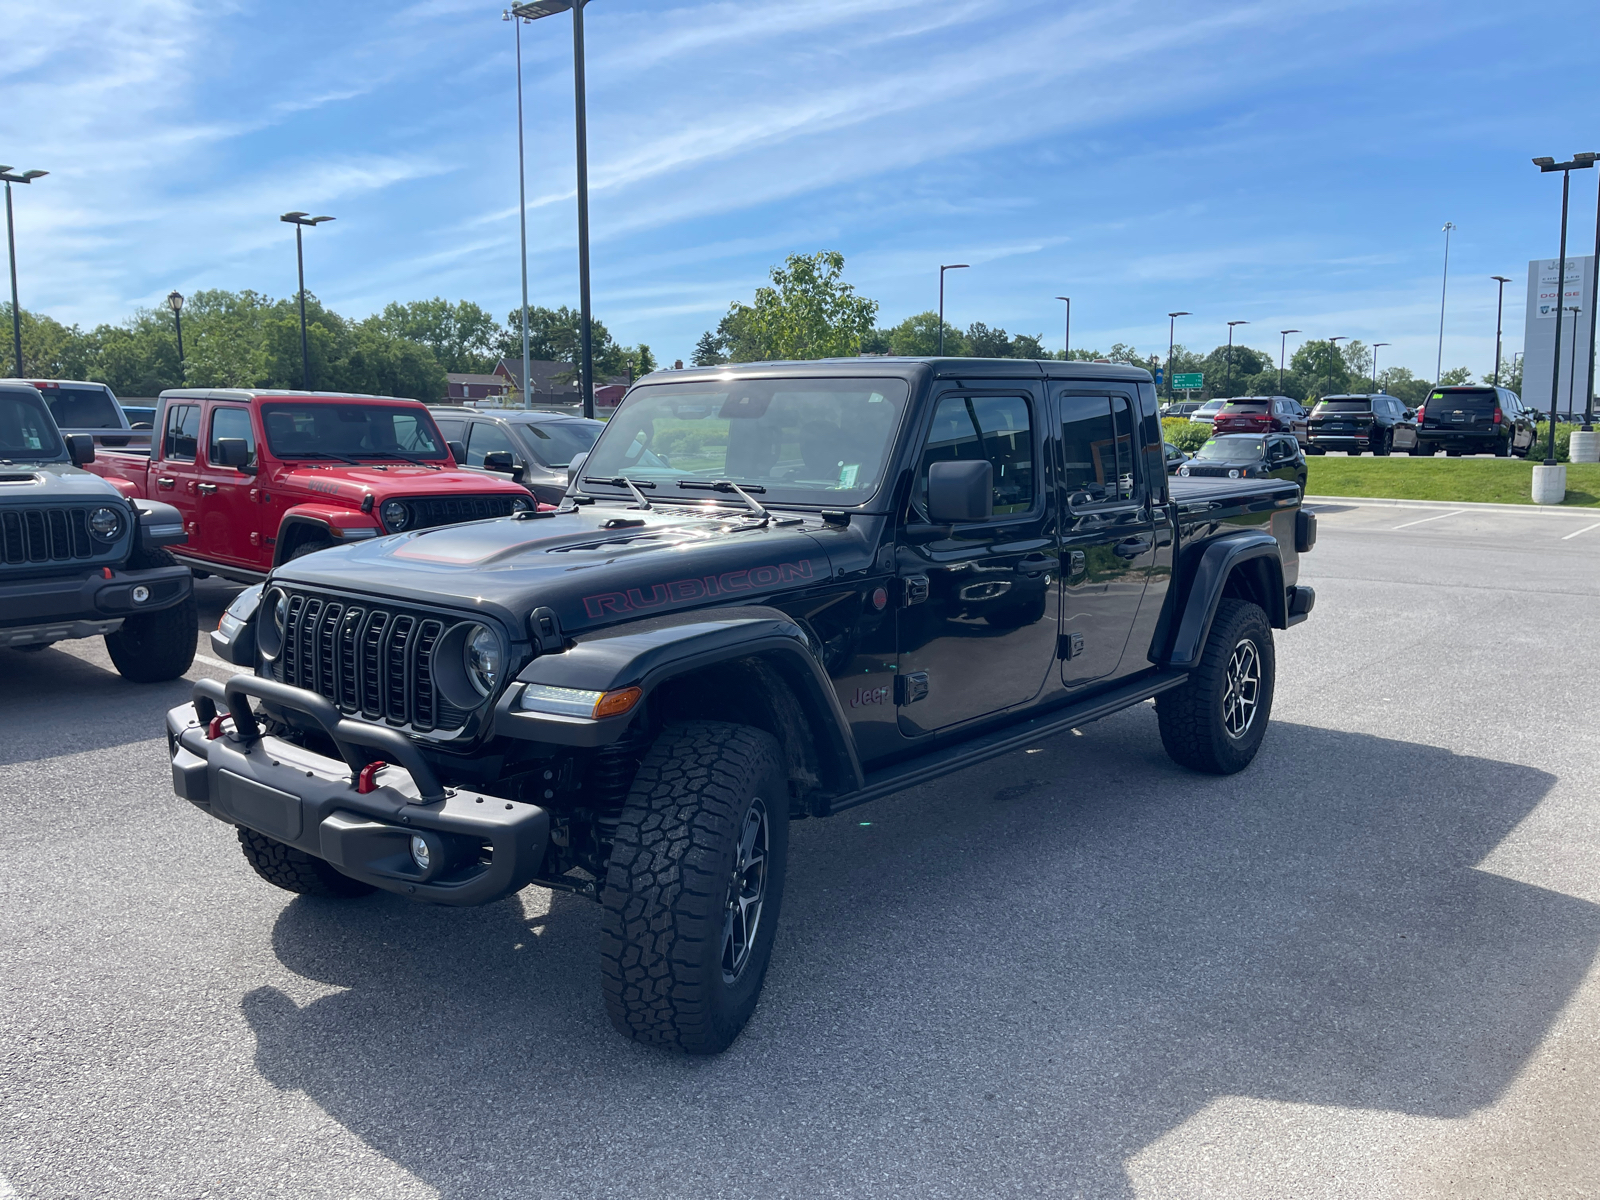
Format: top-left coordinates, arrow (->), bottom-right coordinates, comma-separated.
464,625 -> 502,696
88,506 -> 123,539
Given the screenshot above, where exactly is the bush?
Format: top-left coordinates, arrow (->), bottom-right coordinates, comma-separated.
1162,417 -> 1211,453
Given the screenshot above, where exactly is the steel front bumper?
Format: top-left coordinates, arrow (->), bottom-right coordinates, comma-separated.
0,564 -> 191,645
167,674 -> 548,906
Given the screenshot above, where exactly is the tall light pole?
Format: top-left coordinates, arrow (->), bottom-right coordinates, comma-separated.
503,8 -> 533,410
1534,155 -> 1593,461
1436,221 -> 1455,386
938,264 -> 968,355
1166,311 -> 1189,400
1564,306 -> 1582,419
1578,151 -> 1599,430
279,212 -> 335,391
1225,320 -> 1248,396
1490,275 -> 1512,387
167,291 -> 185,374
511,0 -> 596,418
1,166 -> 47,377
1278,328 -> 1300,392
1056,296 -> 1072,359
1371,343 -> 1389,393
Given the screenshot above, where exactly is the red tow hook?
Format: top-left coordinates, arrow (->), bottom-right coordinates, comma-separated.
356,761 -> 384,794
206,715 -> 228,740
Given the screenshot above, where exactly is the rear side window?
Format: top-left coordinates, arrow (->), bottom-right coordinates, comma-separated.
41,385 -> 121,429
164,404 -> 200,461
916,393 -> 1035,516
208,405 -> 256,467
1060,394 -> 1136,503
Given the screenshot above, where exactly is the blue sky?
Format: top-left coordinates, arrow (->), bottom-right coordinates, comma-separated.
4,0 -> 1599,378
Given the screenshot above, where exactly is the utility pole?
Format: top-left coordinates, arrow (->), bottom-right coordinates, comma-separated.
279,212 -> 335,391
1436,221 -> 1455,385
1167,312 -> 1189,401
1,166 -> 47,376
1490,275 -> 1512,387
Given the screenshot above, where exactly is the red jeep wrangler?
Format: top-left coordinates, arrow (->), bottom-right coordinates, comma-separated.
85,390 -> 535,580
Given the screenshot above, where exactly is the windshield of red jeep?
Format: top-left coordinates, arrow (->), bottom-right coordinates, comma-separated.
581,377 -> 911,505
259,402 -> 448,460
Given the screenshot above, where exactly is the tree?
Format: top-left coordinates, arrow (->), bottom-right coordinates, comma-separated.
1377,366 -> 1430,407
369,299 -> 502,374
1437,366 -> 1473,387
498,304 -> 649,382
1285,340 -> 1351,401
692,330 -> 727,366
717,250 -> 878,362
1481,354 -> 1523,395
880,311 -> 965,357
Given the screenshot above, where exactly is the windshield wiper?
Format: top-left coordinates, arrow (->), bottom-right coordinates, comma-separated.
586,475 -> 654,510
285,450 -> 362,466
359,451 -> 442,469
675,479 -> 797,524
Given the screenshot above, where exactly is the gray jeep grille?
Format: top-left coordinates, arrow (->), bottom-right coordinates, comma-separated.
0,508 -> 108,566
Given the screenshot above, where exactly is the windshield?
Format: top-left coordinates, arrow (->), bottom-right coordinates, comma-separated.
1317,400 -> 1373,413
1195,436 -> 1265,461
514,419 -> 601,467
259,402 -> 447,460
0,391 -> 65,460
39,385 -> 121,429
581,377 -> 911,504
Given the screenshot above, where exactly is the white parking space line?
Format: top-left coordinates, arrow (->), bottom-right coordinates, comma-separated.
1560,520 -> 1600,541
1392,509 -> 1466,530
192,652 -> 233,671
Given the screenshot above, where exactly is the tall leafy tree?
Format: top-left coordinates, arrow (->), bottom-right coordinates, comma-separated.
369,299 -> 503,374
713,250 -> 879,362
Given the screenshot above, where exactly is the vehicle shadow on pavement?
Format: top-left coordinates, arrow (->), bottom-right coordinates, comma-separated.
241,714 -> 1600,1199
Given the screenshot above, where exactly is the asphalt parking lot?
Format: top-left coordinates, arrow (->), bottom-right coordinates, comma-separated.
3,502 -> 1598,1200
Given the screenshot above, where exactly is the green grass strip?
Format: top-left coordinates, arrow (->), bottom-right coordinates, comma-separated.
1305,457 -> 1600,507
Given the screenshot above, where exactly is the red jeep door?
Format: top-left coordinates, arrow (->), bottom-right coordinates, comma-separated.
198,402 -> 263,568
157,401 -> 203,545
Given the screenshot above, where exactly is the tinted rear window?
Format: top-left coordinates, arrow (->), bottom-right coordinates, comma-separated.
1317,400 -> 1372,413
41,385 -> 122,429
1430,389 -> 1496,412
1219,402 -> 1268,413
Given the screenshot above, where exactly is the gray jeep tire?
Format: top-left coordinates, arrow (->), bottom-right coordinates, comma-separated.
237,827 -> 375,898
1156,598 -> 1275,775
103,546 -> 197,683
601,721 -> 789,1054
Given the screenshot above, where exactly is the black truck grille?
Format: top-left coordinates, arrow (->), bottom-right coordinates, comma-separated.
404,494 -> 520,529
0,508 -> 105,566
271,593 -> 470,733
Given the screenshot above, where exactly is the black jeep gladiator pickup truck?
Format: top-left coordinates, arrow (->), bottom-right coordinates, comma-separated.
1,382 -> 196,680
169,358 -> 1316,1052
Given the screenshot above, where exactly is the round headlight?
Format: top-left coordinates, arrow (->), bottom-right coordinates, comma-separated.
511,496 -> 533,514
1228,469 -> 1241,479
1178,466 -> 1190,477
464,625 -> 502,696
88,506 -> 122,539
380,499 -> 409,531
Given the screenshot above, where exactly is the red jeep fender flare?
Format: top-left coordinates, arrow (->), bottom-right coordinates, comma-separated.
273,502 -> 382,566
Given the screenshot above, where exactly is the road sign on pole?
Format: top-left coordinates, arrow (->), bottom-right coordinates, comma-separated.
1172,372 -> 1203,391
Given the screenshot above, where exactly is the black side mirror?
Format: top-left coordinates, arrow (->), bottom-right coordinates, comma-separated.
927,460 -> 993,523
446,440 -> 468,464
482,450 -> 516,474
66,434 -> 95,466
212,437 -> 250,468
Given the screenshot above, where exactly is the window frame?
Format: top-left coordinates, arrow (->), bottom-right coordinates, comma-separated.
206,403 -> 257,469
1054,388 -> 1142,511
163,403 -> 200,462
908,386 -> 1044,525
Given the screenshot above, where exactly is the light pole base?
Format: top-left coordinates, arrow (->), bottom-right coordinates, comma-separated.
1568,429 -> 1599,463
1532,463 -> 1567,505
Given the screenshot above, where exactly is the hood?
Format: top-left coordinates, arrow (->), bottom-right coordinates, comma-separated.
0,462 -> 126,504
278,464 -> 526,504
271,501 -> 842,640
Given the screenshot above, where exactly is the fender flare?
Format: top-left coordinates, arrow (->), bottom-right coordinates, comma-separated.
1162,533 -> 1285,670
494,605 -> 865,795
273,503 -> 381,566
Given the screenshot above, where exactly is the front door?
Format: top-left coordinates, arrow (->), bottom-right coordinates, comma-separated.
1054,389 -> 1154,687
197,403 -> 262,568
896,385 -> 1058,735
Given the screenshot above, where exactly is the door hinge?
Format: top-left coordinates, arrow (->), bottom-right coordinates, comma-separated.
1057,631 -> 1084,661
1068,550 -> 1086,577
894,672 -> 930,705
900,575 -> 929,606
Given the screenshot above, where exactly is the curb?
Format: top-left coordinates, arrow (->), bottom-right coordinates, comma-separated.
1305,495 -> 1600,514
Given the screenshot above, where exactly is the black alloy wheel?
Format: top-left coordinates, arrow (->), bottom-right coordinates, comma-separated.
1156,598 -> 1275,775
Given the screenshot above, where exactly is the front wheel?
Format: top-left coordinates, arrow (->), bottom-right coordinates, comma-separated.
237,827 -> 375,897
601,721 -> 789,1054
1157,598 -> 1275,775
103,546 -> 197,683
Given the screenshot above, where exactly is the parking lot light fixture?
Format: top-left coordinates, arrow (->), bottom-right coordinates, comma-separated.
1167,312 -> 1190,400
938,264 -> 968,355
1437,222 -> 1455,385
279,212 -> 335,392
511,0 -> 596,418
1371,343 -> 1389,393
1278,329 -> 1300,392
1056,296 -> 1072,359
1225,320 -> 1248,396
2,165 -> 47,377
167,290 -> 185,371
1490,276 -> 1512,387
504,8 -> 533,410
1534,154 -> 1594,461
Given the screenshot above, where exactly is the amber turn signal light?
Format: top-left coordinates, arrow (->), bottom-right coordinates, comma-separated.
593,687 -> 643,719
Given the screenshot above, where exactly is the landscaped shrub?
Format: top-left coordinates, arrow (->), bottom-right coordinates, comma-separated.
1162,417 -> 1211,453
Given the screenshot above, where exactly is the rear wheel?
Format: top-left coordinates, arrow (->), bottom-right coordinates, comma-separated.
237,827 -> 375,898
1157,598 -> 1275,775
1373,429 -> 1392,456
601,721 -> 789,1054
104,546 -> 197,683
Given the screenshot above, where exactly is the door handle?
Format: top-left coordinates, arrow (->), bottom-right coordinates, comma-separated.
156,477 -> 175,490
1017,555 -> 1051,577
197,483 -> 218,494
1113,536 -> 1152,560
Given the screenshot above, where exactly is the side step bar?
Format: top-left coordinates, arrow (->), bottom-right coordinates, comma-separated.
827,669 -> 1189,814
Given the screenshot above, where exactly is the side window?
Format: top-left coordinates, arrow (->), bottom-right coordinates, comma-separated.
164,404 -> 199,461
916,394 -> 1034,517
1059,394 -> 1136,503
434,418 -> 465,441
207,405 -> 256,467
466,420 -> 518,467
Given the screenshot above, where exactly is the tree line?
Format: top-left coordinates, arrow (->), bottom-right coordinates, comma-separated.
2,295 -> 655,399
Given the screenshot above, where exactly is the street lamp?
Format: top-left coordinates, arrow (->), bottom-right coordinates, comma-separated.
938,264 -> 968,355
1278,329 -> 1300,392
1166,312 -> 1189,400
511,0 -> 596,419
1533,154 -> 1594,462
1490,275 -> 1512,387
279,212 -> 335,391
1056,296 -> 1072,359
1,165 -> 47,377
1225,320 -> 1248,396
1371,343 -> 1389,393
1436,221 -> 1455,386
503,8 -> 533,410
1577,152 -> 1599,431
167,291 -> 185,373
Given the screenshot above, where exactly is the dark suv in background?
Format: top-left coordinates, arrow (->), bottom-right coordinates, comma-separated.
1410,386 -> 1535,457
1211,396 -> 1311,448
1307,394 -> 1416,456
431,407 -> 604,505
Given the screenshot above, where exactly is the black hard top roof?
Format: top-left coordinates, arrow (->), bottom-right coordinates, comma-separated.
634,357 -> 1152,385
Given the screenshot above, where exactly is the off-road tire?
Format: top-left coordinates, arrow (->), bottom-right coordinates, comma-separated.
236,826 -> 375,898
104,546 -> 197,683
601,721 -> 789,1055
288,538 -> 335,561
1156,598 -> 1275,775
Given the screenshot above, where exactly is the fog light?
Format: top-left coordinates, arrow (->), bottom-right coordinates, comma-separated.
410,835 -> 432,871
132,585 -> 151,604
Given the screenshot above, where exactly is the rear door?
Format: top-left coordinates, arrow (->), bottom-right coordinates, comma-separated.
157,401 -> 203,543
1054,386 -> 1155,687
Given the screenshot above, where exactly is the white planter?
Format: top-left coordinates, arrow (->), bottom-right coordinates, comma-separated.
1569,429 -> 1600,463
1532,463 -> 1567,505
